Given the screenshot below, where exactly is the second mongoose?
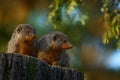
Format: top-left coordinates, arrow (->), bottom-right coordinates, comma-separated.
37,31 -> 72,67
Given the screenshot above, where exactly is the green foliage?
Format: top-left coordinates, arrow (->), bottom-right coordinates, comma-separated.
101,0 -> 120,47
0,0 -> 119,50
47,0 -> 120,48
46,0 -> 88,27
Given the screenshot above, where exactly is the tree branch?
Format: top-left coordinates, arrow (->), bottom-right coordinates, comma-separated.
0,53 -> 84,80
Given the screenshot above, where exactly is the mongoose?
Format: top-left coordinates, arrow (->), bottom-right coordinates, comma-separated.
37,31 -> 72,67
7,24 -> 38,57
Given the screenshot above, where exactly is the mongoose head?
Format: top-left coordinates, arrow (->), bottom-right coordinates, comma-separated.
15,24 -> 36,42
39,31 -> 72,51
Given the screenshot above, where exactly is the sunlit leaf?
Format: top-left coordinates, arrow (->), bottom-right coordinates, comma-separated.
66,0 -> 77,14
79,14 -> 88,26
49,3 -> 54,8
115,26 -> 119,38
107,30 -> 112,38
111,27 -> 116,36
53,23 -> 57,29
117,39 -> 120,49
112,16 -> 117,25
102,33 -> 109,44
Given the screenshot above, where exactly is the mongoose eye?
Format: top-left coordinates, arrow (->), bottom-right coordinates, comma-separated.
27,31 -> 31,34
63,40 -> 67,43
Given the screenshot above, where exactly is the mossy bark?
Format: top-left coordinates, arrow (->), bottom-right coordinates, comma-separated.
0,52 -> 84,80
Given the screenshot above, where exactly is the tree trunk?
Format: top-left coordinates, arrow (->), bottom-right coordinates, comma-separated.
0,52 -> 84,80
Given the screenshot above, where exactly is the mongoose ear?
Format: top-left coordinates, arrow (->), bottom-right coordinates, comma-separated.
53,34 -> 59,41
16,25 -> 23,33
46,35 -> 54,47
39,37 -> 49,51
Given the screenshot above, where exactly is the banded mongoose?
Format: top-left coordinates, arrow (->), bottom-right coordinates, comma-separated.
7,24 -> 38,57
38,31 -> 72,67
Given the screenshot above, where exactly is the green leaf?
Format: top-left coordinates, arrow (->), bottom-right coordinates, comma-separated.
117,39 -> 120,49
102,33 -> 109,44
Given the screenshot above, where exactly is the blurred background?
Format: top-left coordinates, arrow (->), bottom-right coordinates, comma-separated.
0,0 -> 120,80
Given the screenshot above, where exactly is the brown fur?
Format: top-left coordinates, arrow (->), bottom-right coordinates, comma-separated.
37,31 -> 72,67
7,24 -> 38,57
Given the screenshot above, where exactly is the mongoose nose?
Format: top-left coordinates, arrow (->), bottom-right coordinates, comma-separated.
61,43 -> 72,49
25,34 -> 36,41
